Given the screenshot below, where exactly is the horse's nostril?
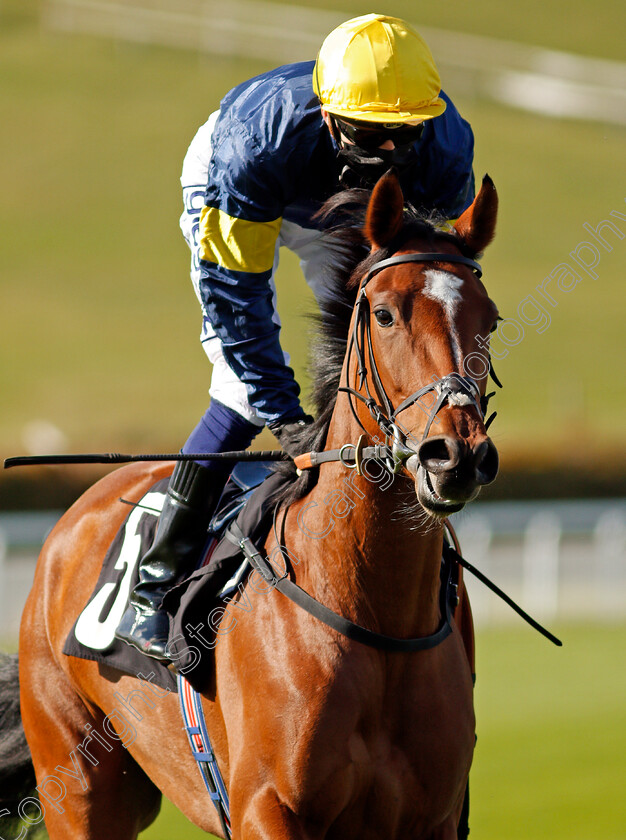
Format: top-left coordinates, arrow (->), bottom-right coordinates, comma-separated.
475,439 -> 499,485
418,436 -> 499,487
417,436 -> 461,474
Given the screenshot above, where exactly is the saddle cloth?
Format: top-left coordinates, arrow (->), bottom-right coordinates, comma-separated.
63,463 -> 290,691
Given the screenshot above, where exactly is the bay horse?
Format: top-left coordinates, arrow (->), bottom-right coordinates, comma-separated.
7,170 -> 499,839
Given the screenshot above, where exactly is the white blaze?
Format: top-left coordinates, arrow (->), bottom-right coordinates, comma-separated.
422,269 -> 464,367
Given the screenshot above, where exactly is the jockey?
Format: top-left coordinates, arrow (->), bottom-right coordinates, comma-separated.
116,13 -> 476,660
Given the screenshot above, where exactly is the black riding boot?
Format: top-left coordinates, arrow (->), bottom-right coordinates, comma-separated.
115,459 -> 220,660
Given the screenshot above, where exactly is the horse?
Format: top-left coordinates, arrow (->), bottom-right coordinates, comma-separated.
5,169 -> 500,839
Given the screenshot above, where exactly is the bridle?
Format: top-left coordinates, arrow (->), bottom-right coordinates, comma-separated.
338,250 -> 496,474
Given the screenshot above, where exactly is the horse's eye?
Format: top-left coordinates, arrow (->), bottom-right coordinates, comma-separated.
489,316 -> 502,334
374,309 -> 395,328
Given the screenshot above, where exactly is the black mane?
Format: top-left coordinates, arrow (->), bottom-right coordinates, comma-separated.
272,187 -> 469,506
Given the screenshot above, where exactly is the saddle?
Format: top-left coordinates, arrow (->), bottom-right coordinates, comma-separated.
63,463 -> 291,691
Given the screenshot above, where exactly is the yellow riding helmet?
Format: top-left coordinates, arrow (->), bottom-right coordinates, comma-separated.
313,13 -> 446,124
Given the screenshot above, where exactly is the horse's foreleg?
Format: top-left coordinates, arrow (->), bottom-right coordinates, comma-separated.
426,817 -> 459,840
422,782 -> 470,840
234,788 -> 317,840
19,633 -> 161,838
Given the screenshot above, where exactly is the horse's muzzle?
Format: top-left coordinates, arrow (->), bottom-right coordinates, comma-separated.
407,435 -> 499,516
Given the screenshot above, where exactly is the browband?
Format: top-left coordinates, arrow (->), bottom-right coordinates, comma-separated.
362,252 -> 482,286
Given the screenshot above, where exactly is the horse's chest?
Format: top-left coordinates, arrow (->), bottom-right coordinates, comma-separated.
290,652 -> 475,835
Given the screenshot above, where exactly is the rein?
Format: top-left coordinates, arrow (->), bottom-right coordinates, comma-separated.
270,248 -> 560,650
225,511 -> 457,653
228,250 -> 495,656
223,501 -> 563,651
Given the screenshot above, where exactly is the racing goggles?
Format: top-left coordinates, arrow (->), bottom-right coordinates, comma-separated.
332,116 -> 424,151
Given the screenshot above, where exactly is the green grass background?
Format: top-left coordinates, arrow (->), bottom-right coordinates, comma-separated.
1,0 -> 625,473
1,5 -> 625,837
139,623 -> 626,840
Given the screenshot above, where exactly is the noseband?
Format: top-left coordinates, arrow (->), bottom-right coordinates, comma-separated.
339,251 -> 493,472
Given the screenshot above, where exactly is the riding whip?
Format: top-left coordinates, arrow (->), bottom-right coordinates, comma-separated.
3,450 -> 291,469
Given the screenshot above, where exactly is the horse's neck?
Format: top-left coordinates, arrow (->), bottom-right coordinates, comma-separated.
289,414 -> 445,640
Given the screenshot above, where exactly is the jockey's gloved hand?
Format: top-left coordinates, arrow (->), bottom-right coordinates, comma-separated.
268,414 -> 314,457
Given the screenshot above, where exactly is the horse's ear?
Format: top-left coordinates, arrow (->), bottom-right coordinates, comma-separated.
364,169 -> 404,250
453,175 -> 498,255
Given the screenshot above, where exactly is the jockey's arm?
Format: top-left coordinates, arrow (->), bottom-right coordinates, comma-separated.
197,228 -> 304,425
196,124 -> 306,426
